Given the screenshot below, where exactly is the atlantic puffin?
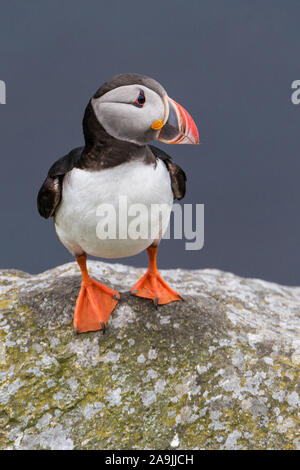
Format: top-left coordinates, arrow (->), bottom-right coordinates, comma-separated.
37,73 -> 199,334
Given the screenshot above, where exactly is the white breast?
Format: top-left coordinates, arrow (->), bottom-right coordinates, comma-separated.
54,159 -> 173,258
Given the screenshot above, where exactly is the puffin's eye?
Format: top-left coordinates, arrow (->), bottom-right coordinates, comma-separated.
133,90 -> 146,108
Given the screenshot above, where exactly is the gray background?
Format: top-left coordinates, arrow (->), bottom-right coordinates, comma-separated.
1,0 -> 300,285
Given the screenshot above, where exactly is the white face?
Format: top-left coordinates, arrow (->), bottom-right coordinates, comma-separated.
91,84 -> 167,145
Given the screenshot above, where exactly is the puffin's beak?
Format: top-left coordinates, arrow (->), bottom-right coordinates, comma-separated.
157,97 -> 199,145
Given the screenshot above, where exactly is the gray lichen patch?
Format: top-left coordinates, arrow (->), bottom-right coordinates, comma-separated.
0,261 -> 299,450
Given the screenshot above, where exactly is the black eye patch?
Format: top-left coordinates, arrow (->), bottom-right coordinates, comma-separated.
133,90 -> 146,108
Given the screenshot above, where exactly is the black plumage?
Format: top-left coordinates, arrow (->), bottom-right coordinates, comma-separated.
37,147 -> 82,219
37,143 -> 186,219
149,145 -> 186,200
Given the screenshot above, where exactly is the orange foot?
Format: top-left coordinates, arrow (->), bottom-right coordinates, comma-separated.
131,245 -> 182,307
73,254 -> 120,334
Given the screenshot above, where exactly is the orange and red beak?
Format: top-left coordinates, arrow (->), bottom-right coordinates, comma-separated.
158,97 -> 199,145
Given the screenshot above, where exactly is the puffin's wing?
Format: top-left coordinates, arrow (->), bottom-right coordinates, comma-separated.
149,145 -> 186,200
37,147 -> 83,219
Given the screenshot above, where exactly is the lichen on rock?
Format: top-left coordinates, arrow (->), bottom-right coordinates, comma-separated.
0,261 -> 299,449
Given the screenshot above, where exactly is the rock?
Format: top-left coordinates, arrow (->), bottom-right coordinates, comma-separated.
0,260 -> 299,450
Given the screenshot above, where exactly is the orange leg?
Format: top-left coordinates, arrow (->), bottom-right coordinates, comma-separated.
73,254 -> 120,334
131,245 -> 182,307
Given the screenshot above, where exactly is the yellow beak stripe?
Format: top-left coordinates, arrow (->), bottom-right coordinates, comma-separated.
151,120 -> 164,130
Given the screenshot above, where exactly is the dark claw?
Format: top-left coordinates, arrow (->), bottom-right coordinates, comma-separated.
100,322 -> 106,334
154,297 -> 159,309
113,294 -> 120,300
74,326 -> 79,335
131,289 -> 138,295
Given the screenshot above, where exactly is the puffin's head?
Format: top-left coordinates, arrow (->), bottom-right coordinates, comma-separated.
83,73 -> 199,147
